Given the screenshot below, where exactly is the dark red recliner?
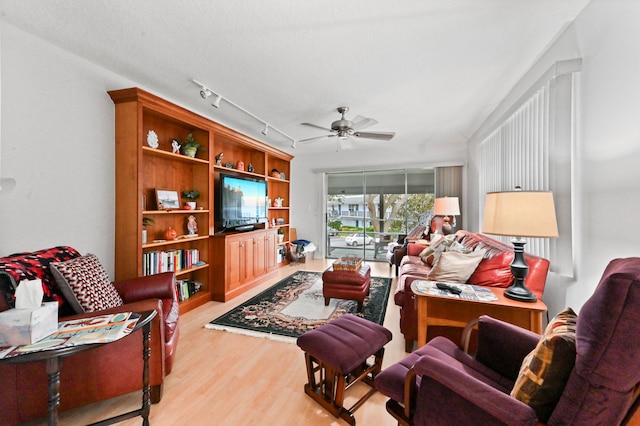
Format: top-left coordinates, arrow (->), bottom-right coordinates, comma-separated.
375,257 -> 640,425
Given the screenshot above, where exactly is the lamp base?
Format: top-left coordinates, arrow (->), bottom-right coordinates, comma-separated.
506,238 -> 538,303
504,284 -> 537,303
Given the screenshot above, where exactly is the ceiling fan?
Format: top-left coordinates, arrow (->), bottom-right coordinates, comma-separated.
295,107 -> 395,150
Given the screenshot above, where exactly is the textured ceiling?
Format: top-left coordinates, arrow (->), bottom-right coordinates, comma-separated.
0,1 -> 589,154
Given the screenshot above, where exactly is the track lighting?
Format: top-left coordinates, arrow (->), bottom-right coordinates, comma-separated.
200,87 -> 212,99
191,78 -> 296,146
211,94 -> 222,108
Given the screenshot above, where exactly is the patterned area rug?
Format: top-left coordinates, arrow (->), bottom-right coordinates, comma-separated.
205,270 -> 392,342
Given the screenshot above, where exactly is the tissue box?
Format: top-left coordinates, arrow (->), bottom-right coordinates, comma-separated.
0,302 -> 59,346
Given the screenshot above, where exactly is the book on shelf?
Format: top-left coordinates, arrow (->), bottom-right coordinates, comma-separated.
176,279 -> 202,302
142,248 -> 202,276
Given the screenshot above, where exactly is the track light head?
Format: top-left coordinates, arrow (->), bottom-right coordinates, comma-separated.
261,124 -> 269,136
211,94 -> 222,108
200,88 -> 212,99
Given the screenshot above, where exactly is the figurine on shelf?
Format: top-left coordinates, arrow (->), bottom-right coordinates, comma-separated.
247,163 -> 254,173
215,152 -> 224,166
187,215 -> 198,235
171,139 -> 181,154
236,161 -> 245,171
274,197 -> 284,208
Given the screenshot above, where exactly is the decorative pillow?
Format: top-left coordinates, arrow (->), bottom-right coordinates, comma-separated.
427,249 -> 486,283
469,251 -> 515,288
510,308 -> 577,423
50,254 -> 124,313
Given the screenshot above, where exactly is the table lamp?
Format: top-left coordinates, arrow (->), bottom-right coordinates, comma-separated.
482,190 -> 558,302
433,197 -> 460,234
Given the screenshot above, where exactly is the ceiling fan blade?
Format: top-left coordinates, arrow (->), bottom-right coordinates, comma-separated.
300,122 -> 332,132
351,115 -> 378,131
353,131 -> 395,141
297,134 -> 336,143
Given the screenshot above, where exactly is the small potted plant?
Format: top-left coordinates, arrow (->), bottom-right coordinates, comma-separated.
277,228 -> 285,244
181,133 -> 205,158
182,190 -> 200,210
142,217 -> 155,244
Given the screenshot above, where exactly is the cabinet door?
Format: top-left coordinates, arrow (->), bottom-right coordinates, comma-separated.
227,237 -> 242,291
254,232 -> 266,276
265,230 -> 278,271
241,235 -> 255,282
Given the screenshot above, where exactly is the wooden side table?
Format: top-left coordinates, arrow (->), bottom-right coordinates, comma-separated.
0,310 -> 156,426
411,281 -> 546,348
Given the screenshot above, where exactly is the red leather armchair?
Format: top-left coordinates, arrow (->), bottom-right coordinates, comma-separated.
0,246 -> 179,425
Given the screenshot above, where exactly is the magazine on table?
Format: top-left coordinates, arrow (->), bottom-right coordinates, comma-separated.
413,280 -> 499,302
0,312 -> 140,359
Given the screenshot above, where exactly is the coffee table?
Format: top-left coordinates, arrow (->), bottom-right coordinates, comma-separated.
411,281 -> 546,347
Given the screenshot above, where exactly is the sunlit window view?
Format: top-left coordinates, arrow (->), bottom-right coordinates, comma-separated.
326,169 -> 434,262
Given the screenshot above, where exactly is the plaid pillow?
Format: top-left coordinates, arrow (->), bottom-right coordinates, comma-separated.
50,254 -> 123,313
511,307 -> 577,422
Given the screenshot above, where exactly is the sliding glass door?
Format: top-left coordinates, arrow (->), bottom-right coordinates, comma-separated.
326,169 -> 434,262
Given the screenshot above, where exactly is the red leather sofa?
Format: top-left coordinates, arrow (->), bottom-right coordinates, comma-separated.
395,231 -> 550,352
0,246 -> 179,425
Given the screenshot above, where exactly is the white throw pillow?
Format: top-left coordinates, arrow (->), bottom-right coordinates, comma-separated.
427,249 -> 486,283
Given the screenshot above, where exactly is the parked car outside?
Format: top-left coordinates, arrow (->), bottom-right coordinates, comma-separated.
344,233 -> 374,246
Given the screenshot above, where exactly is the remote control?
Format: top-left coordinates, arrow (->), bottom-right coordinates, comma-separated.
436,282 -> 462,295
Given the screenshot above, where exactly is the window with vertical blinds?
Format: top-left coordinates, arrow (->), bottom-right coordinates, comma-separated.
479,86 -> 550,257
477,60 -> 579,275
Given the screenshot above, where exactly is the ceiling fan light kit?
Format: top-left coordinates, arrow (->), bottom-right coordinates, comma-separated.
298,106 -> 395,150
191,79 -> 295,145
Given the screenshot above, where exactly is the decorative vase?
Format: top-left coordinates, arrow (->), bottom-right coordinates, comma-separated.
165,226 -> 177,240
186,201 -> 196,210
183,147 -> 197,158
277,234 -> 284,243
141,229 -> 147,245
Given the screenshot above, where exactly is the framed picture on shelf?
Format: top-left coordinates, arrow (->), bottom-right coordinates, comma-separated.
156,189 -> 180,210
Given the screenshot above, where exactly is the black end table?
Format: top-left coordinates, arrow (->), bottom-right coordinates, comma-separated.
0,310 -> 157,426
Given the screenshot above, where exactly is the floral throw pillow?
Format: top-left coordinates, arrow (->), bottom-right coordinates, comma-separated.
50,254 -> 123,313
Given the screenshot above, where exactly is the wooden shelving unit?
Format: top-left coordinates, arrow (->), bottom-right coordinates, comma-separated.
109,87 -> 293,311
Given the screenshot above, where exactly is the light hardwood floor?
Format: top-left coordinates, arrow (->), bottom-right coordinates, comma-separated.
42,259 -> 406,426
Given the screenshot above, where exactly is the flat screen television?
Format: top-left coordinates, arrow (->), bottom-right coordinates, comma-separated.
217,174 -> 268,232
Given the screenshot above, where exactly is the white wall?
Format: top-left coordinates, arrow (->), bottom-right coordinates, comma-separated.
0,23 -> 134,276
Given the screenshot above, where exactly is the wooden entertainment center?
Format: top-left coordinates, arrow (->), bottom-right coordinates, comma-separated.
109,88 -> 293,312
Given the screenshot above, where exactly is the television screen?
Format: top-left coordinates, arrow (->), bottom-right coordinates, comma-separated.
219,174 -> 267,231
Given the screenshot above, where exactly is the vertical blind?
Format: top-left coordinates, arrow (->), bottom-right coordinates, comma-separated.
478,84 -> 552,259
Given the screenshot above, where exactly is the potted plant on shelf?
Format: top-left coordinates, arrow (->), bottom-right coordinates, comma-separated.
142,217 -> 155,244
182,190 -> 200,210
277,228 -> 285,244
181,133 -> 205,158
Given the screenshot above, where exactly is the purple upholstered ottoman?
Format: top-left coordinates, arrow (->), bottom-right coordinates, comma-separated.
296,314 -> 392,425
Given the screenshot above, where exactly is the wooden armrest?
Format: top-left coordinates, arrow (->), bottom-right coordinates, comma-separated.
461,318 -> 480,354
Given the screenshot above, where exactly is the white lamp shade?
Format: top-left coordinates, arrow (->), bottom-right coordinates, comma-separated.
483,191 -> 559,238
434,197 -> 460,216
